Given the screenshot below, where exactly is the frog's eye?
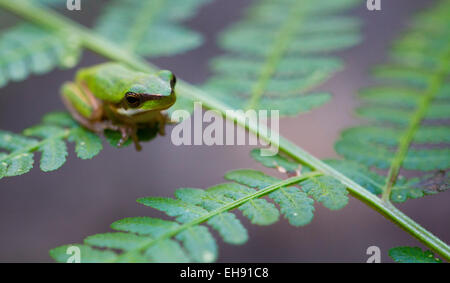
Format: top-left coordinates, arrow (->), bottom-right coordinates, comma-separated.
125,92 -> 142,108
170,74 -> 177,89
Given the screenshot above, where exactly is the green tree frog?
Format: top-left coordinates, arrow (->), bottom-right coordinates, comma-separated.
61,63 -> 176,151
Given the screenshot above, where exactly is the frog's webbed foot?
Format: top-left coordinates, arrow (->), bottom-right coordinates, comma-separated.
90,121 -> 141,151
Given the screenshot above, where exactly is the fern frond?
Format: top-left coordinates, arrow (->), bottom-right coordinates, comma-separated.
250,1 -> 450,202
48,170 -> 350,262
202,0 -> 361,116
389,246 -> 442,263
95,0 -> 211,57
334,0 -> 450,202
0,23 -> 81,88
0,112 -> 102,179
0,111 -> 161,179
250,1 -> 450,203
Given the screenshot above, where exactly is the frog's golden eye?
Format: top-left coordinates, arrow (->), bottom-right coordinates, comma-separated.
125,92 -> 142,108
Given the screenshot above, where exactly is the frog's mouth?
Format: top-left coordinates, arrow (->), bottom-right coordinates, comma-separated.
116,107 -> 149,116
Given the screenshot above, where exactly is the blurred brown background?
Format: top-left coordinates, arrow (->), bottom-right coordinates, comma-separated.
0,0 -> 448,262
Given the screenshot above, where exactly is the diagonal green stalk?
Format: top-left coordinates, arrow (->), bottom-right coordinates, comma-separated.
114,171 -> 322,262
1,0 -> 448,261
381,55 -> 450,201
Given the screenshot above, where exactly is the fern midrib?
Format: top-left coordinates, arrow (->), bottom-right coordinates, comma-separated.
246,0 -> 306,110
122,0 -> 165,52
381,51 -> 450,201
113,171 -> 322,262
2,0 -> 449,261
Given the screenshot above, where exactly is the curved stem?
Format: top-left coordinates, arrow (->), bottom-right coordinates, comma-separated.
1,0 -> 448,261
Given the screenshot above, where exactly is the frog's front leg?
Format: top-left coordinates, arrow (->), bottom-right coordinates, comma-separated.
61,82 -> 119,133
118,126 -> 142,151
155,112 -> 168,136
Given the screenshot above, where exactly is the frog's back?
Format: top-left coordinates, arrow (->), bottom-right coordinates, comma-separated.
77,63 -> 140,103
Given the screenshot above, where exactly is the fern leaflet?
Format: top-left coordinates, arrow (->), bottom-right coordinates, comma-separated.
0,112 -> 101,178
250,1 -> 450,203
95,0 -> 211,57
48,170 -> 352,262
389,246 -> 442,263
202,0 -> 361,116
0,23 -> 81,88
334,0 -> 450,202
0,112 -> 162,179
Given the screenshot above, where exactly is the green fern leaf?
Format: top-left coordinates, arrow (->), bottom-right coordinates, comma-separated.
202,0 -> 361,116
207,182 -> 280,226
225,167 -> 347,219
300,176 -> 348,210
250,148 -> 301,174
68,127 -> 103,160
176,226 -> 217,263
145,239 -> 190,263
95,0 -> 210,57
49,244 -> 118,263
111,217 -> 190,262
111,217 -> 180,237
50,169 -> 322,262
389,246 -> 442,263
0,23 -> 81,88
138,197 -> 209,223
174,188 -> 248,244
0,112 -> 103,179
332,1 -> 450,202
5,152 -> 34,177
23,125 -> 68,172
37,0 -> 67,6
225,169 -> 315,226
84,232 -> 149,252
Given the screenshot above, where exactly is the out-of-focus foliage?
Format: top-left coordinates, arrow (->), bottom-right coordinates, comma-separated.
0,0 -> 210,90
0,113 -> 101,179
95,0 -> 211,57
0,23 -> 81,88
49,169 -> 349,262
252,0 -> 450,203
389,246 -> 442,263
203,0 -> 361,116
334,0 -> 450,202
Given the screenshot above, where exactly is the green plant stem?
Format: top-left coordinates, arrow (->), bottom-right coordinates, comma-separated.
114,171 -> 322,262
1,0 -> 449,261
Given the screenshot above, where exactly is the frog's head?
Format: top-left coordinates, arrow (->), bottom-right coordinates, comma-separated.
123,70 -> 176,111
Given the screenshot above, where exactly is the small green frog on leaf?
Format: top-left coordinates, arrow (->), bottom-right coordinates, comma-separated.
61,63 -> 176,151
